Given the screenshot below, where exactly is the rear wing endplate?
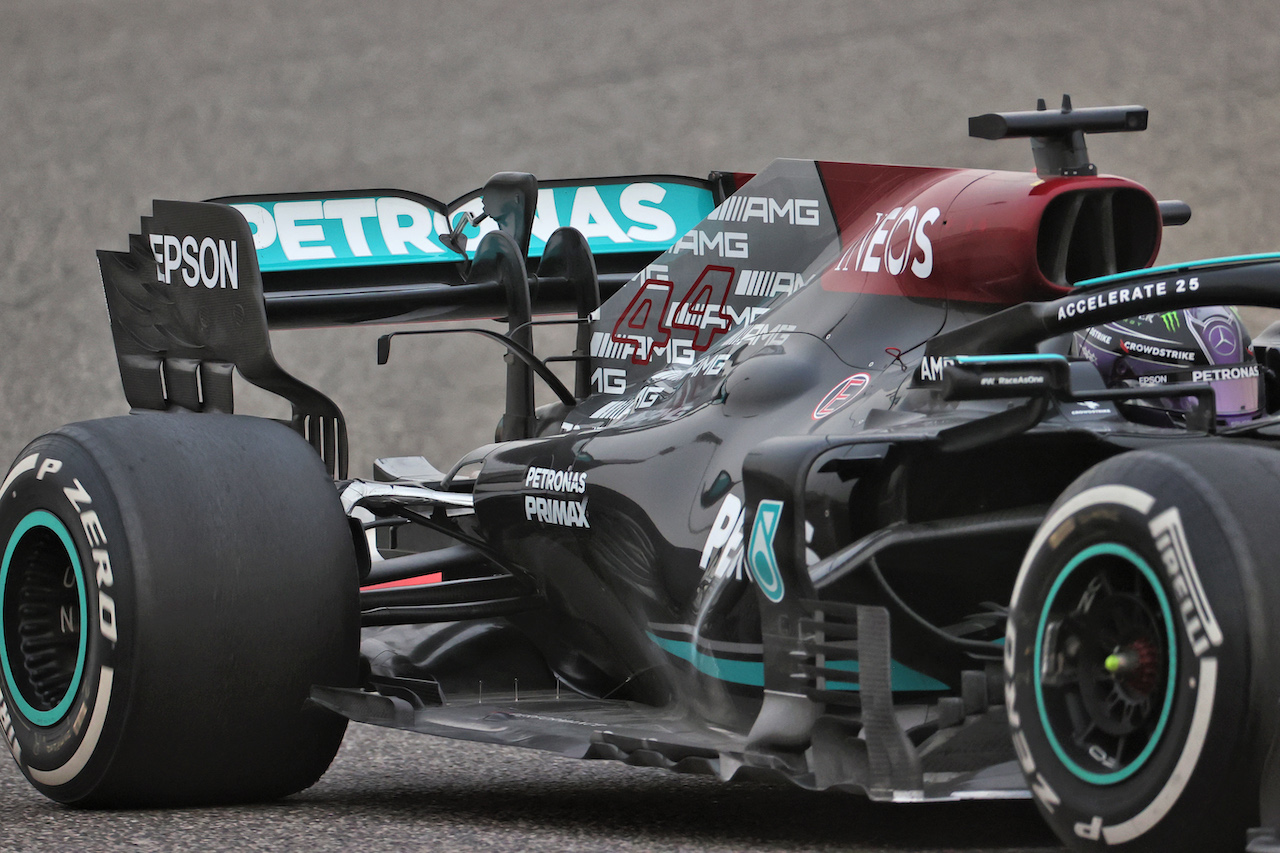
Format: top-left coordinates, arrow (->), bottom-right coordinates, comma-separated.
98,200 -> 349,476
98,174 -> 728,474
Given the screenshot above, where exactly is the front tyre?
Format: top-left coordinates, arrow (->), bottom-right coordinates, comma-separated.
1006,444 -> 1280,852
0,414 -> 359,806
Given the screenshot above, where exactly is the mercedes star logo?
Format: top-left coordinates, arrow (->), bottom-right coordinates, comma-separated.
1208,323 -> 1237,356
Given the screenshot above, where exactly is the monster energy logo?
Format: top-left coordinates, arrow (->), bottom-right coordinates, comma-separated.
1161,312 -> 1181,331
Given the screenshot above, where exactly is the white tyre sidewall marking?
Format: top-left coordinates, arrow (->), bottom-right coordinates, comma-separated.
1102,657 -> 1217,845
1010,484 -> 1156,610
3,451 -> 117,789
28,666 -> 113,786
0,454 -> 40,497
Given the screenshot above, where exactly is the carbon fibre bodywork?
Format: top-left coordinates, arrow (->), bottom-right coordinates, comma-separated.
90,102 -> 1280,809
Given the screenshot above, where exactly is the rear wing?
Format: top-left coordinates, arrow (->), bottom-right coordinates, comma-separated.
97,173 -> 730,476
209,173 -> 727,329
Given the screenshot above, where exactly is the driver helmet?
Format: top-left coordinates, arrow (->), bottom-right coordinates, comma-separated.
1070,307 -> 1263,426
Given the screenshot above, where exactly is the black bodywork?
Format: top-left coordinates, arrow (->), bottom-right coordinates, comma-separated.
94,101 -> 1280,804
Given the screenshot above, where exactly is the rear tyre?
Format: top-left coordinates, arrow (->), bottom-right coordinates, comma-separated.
1006,444 -> 1280,852
0,413 -> 359,806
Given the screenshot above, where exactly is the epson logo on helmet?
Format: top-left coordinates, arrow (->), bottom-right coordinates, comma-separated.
148,234 -> 239,289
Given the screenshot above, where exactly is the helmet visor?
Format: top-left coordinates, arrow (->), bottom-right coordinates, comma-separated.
1198,364 -> 1262,423
1136,362 -> 1262,424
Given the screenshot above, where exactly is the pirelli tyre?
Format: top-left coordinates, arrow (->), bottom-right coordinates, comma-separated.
0,413 -> 359,806
1005,444 -> 1280,853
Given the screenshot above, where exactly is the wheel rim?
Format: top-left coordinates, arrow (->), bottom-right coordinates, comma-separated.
1034,542 -> 1177,785
1,511 -> 89,726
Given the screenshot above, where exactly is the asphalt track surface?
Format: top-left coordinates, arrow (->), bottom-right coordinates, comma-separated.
1,1 -> 1277,850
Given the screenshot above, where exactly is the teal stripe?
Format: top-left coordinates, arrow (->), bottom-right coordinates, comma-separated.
0,511 -> 88,726
236,181 -> 716,273
821,658 -> 950,692
954,354 -> 1067,364
1074,252 -> 1280,288
648,632 -> 763,686
646,633 -> 948,691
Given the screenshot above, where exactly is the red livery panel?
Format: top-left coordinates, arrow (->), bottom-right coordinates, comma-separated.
817,162 -> 1162,304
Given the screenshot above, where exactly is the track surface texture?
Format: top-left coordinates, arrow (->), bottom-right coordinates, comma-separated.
2,1 -> 1277,850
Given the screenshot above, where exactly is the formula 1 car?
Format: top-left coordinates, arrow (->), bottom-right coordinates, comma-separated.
5,98 -> 1280,852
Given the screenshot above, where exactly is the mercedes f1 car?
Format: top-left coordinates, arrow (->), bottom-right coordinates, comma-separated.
6,98 -> 1280,852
